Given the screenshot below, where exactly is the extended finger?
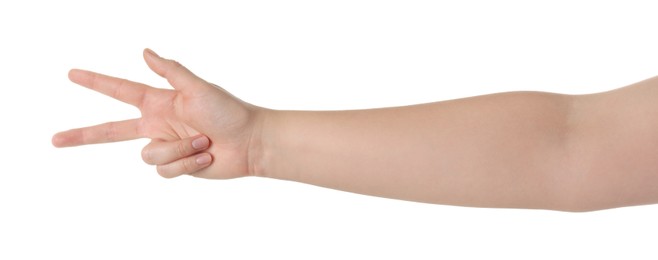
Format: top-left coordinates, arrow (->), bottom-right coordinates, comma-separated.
141,135 -> 210,165
68,69 -> 151,107
52,118 -> 142,147
155,153 -> 213,178
142,48 -> 208,93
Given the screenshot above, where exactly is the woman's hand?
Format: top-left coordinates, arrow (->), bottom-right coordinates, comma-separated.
52,49 -> 265,179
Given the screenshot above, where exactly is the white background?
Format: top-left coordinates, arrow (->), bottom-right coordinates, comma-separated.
2,0 -> 658,259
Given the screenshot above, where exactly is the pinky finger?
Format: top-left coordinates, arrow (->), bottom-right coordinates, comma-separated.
156,153 -> 212,178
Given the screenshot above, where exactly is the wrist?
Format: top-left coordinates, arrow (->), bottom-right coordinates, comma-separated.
246,107 -> 276,177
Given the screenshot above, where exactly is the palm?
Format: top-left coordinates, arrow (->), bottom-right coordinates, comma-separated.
53,50 -> 257,179
139,89 -> 194,140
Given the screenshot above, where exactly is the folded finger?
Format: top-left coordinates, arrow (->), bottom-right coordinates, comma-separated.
141,135 -> 210,165
52,118 -> 142,147
156,153 -> 213,178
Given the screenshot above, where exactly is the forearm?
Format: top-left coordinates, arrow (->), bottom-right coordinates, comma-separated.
253,92 -> 575,210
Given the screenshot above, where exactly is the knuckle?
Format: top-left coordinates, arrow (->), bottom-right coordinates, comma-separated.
156,165 -> 175,179
141,146 -> 154,164
105,122 -> 117,142
112,80 -> 127,100
176,141 -> 189,158
181,157 -> 196,174
166,60 -> 185,75
80,128 -> 90,145
170,60 -> 183,69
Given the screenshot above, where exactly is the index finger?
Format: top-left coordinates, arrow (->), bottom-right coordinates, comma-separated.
68,69 -> 151,107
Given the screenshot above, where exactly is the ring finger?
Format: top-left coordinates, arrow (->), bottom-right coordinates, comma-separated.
156,153 -> 213,178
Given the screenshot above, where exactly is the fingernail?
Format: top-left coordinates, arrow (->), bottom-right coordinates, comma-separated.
196,154 -> 212,165
192,136 -> 209,149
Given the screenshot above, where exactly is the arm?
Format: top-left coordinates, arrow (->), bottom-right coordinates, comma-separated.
256,92 -> 575,210
53,49 -> 658,211
257,79 -> 658,212
565,77 -> 658,211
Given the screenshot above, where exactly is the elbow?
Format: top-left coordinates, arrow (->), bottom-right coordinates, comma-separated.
547,94 -> 605,213
551,199 -> 606,213
551,197 -> 616,213
545,174 -> 608,212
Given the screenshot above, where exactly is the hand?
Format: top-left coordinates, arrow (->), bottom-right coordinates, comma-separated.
52,49 -> 265,179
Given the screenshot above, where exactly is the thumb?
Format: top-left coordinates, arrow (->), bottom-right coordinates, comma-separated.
143,48 -> 208,92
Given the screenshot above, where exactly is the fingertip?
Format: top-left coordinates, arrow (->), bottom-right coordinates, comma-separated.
144,48 -> 159,58
191,135 -> 211,150
52,130 -> 84,148
143,48 -> 166,78
195,153 -> 213,166
51,133 -> 67,148
67,69 -> 80,81
67,69 -> 92,86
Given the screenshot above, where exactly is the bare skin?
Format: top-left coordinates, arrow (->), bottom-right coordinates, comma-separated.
53,49 -> 658,211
